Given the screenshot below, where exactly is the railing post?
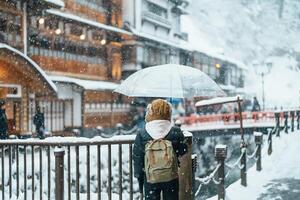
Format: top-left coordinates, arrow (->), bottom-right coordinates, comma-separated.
240,143 -> 247,187
290,111 -> 295,132
54,147 -> 65,200
254,132 -> 263,171
267,128 -> 273,155
275,112 -> 280,137
73,129 -> 80,137
297,110 -> 300,130
284,111 -> 289,133
179,133 -> 193,200
116,123 -> 123,135
96,126 -> 103,136
191,154 -> 197,200
215,145 -> 227,200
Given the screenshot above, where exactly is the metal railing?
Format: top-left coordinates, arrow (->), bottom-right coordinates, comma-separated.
181,110 -> 300,127
192,109 -> 300,199
0,132 -> 193,200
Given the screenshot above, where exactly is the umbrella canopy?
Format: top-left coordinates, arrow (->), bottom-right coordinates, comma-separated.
114,64 -> 226,98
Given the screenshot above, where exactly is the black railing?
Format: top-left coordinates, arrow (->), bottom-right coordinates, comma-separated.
0,132 -> 193,200
193,109 -> 300,199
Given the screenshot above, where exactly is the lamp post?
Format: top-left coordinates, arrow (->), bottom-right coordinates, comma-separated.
253,61 -> 272,110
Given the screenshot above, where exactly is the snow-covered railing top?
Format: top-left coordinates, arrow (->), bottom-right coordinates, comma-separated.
0,132 -> 192,146
46,9 -> 132,36
195,95 -> 243,107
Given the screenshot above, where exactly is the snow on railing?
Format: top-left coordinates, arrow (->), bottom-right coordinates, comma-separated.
195,164 -> 221,196
0,130 -> 193,200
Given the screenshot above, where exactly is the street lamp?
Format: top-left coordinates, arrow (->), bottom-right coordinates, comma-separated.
253,60 -> 272,110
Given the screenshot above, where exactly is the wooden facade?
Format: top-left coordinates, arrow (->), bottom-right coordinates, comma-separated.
0,46 -> 57,135
31,54 -> 108,80
82,90 -> 131,128
0,0 -> 134,135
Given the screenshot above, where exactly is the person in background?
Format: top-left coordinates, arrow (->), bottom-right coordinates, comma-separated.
252,97 -> 261,112
133,99 -> 187,200
131,101 -> 147,130
33,106 -> 45,139
0,100 -> 8,139
234,107 -> 239,122
185,100 -> 195,116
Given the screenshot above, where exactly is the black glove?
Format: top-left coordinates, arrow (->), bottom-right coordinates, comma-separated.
138,177 -> 144,194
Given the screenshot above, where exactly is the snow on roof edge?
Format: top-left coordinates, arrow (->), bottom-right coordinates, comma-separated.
131,28 -> 247,70
46,9 -> 132,36
50,75 -> 119,91
0,43 -> 57,93
130,28 -> 192,52
195,95 -> 243,107
44,0 -> 65,7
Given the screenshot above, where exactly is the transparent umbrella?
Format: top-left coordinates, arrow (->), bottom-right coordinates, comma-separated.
114,64 -> 226,98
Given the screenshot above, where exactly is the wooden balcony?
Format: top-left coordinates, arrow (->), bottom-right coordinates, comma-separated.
29,47 -> 108,80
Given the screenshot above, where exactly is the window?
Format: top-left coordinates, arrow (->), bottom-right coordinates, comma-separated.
147,2 -> 168,19
70,25 -> 83,36
0,13 -> 21,34
143,45 -> 169,66
0,18 -> 7,32
45,18 -> 59,30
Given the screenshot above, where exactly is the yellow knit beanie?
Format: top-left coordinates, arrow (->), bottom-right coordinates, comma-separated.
145,99 -> 172,122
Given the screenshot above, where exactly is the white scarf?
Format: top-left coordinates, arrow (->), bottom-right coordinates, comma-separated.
145,120 -> 172,139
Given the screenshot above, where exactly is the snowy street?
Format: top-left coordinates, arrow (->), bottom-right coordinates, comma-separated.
208,131 -> 300,200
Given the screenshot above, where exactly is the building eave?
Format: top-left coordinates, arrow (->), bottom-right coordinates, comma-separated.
46,9 -> 132,36
0,43 -> 58,94
49,75 -> 119,91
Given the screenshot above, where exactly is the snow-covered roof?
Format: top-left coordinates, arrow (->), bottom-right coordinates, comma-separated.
44,0 -> 64,7
0,43 -> 57,93
180,15 -> 247,70
210,53 -> 248,70
195,95 -> 243,107
46,9 -> 132,36
50,75 -> 119,91
219,84 -> 236,91
131,28 -> 247,70
130,28 -> 192,51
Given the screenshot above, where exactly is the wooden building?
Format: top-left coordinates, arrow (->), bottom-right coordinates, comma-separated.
0,43 -> 57,135
0,0 -> 132,136
0,0 -> 247,136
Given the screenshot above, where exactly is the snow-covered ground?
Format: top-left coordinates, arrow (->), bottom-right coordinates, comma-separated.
208,130 -> 300,200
